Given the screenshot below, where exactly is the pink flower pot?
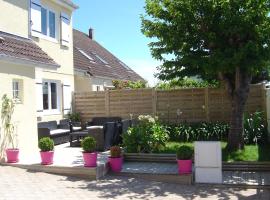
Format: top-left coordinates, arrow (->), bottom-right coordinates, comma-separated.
83,152 -> 97,167
40,151 -> 54,165
6,148 -> 19,163
109,157 -> 123,172
177,159 -> 192,174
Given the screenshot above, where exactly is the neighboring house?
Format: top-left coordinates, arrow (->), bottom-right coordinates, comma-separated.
0,0 -> 77,160
73,29 -> 144,92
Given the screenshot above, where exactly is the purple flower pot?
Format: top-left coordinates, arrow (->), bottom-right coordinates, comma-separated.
177,159 -> 192,174
40,151 -> 54,165
83,152 -> 97,167
6,148 -> 19,163
109,157 -> 123,172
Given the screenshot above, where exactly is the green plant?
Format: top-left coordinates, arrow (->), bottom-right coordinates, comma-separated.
110,146 -> 122,158
81,136 -> 96,153
38,137 -> 54,152
176,145 -> 193,160
1,94 -> 16,149
66,112 -> 81,122
166,122 -> 229,142
244,111 -> 267,144
112,80 -> 147,89
122,115 -> 169,153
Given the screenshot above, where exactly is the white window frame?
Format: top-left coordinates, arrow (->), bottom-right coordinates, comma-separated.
42,80 -> 61,115
32,4 -> 58,43
41,6 -> 56,38
12,79 -> 23,103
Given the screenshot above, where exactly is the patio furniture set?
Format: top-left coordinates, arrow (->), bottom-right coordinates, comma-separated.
38,117 -> 134,151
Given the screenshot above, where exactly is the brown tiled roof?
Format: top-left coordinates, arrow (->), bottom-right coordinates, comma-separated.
73,29 -> 144,81
0,31 -> 59,67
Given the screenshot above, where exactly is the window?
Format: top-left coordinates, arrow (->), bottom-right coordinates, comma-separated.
96,86 -> 100,91
78,49 -> 95,62
41,7 -> 56,38
12,79 -> 23,103
93,53 -> 108,65
43,81 -> 59,111
119,61 -> 131,70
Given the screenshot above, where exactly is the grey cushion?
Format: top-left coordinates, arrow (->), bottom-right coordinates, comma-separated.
47,121 -> 58,130
50,129 -> 70,135
86,125 -> 103,130
73,127 -> 82,131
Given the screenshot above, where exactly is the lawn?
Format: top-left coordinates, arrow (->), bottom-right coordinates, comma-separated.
156,142 -> 270,162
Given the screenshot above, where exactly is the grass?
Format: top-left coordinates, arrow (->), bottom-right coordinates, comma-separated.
156,142 -> 270,162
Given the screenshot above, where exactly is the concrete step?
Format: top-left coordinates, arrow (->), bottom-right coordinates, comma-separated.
110,162 -> 193,185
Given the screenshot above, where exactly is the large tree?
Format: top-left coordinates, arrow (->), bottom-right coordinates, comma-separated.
142,0 -> 270,150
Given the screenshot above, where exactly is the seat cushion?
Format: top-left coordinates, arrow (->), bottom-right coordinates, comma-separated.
86,125 -> 103,130
73,127 -> 82,131
50,129 -> 70,135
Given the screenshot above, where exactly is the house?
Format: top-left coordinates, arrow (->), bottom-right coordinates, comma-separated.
73,29 -> 144,92
0,0 -> 77,160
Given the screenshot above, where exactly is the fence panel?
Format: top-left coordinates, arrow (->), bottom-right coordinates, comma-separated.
74,84 -> 266,123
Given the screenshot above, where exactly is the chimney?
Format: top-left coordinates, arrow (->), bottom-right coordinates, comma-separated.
89,28 -> 94,40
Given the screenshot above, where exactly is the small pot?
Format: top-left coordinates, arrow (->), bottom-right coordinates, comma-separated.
177,159 -> 192,174
40,151 -> 54,165
109,157 -> 123,172
6,148 -> 19,163
83,152 -> 97,167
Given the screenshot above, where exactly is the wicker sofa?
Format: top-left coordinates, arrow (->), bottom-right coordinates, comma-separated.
85,117 -> 122,150
38,119 -> 81,145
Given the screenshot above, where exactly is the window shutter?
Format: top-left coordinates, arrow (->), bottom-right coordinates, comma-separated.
60,13 -> 70,47
36,79 -> 43,114
30,0 -> 42,35
63,83 -> 72,115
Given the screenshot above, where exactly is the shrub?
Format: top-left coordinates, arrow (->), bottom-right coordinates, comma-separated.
122,115 -> 169,153
38,137 -> 54,152
110,146 -> 122,158
244,111 -> 267,144
166,122 -> 229,142
176,145 -> 193,160
66,112 -> 81,122
81,136 -> 96,153
112,80 -> 147,89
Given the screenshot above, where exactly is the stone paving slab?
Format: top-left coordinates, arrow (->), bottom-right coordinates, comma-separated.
0,166 -> 270,200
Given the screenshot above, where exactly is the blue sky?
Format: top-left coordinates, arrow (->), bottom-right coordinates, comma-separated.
72,0 -> 160,85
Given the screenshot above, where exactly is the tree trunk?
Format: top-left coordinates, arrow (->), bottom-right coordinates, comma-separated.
220,68 -> 252,151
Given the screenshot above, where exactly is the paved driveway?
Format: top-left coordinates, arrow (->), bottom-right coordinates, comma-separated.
0,166 -> 269,200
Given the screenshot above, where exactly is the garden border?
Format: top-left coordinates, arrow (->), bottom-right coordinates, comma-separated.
124,153 -> 270,171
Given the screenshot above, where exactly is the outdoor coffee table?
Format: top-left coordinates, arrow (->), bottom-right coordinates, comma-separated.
69,130 -> 89,147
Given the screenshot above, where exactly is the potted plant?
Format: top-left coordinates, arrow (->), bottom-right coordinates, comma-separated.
176,145 -> 193,174
109,146 -> 122,172
38,137 -> 54,165
1,95 -> 18,163
81,136 -> 97,167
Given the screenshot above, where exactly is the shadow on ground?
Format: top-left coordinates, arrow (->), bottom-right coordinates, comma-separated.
59,175 -> 270,200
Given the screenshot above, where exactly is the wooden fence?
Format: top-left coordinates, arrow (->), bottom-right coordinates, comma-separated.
73,84 -> 266,123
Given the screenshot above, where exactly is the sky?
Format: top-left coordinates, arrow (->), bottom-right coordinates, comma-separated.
72,0 -> 160,86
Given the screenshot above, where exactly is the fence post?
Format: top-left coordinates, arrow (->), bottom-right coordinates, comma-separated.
105,90 -> 110,117
152,88 -> 157,116
204,88 -> 209,122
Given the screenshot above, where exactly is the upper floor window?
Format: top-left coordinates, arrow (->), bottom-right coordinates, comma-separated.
41,7 -> 56,39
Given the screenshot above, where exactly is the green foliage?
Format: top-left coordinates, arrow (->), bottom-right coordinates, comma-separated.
176,145 -> 193,160
110,146 -> 122,158
122,115 -> 169,153
166,122 -> 229,142
1,94 -> 16,149
38,137 -> 54,152
142,0 -> 270,80
66,112 -> 81,122
112,80 -> 147,89
156,78 -> 220,89
243,111 -> 267,144
81,136 -> 96,153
